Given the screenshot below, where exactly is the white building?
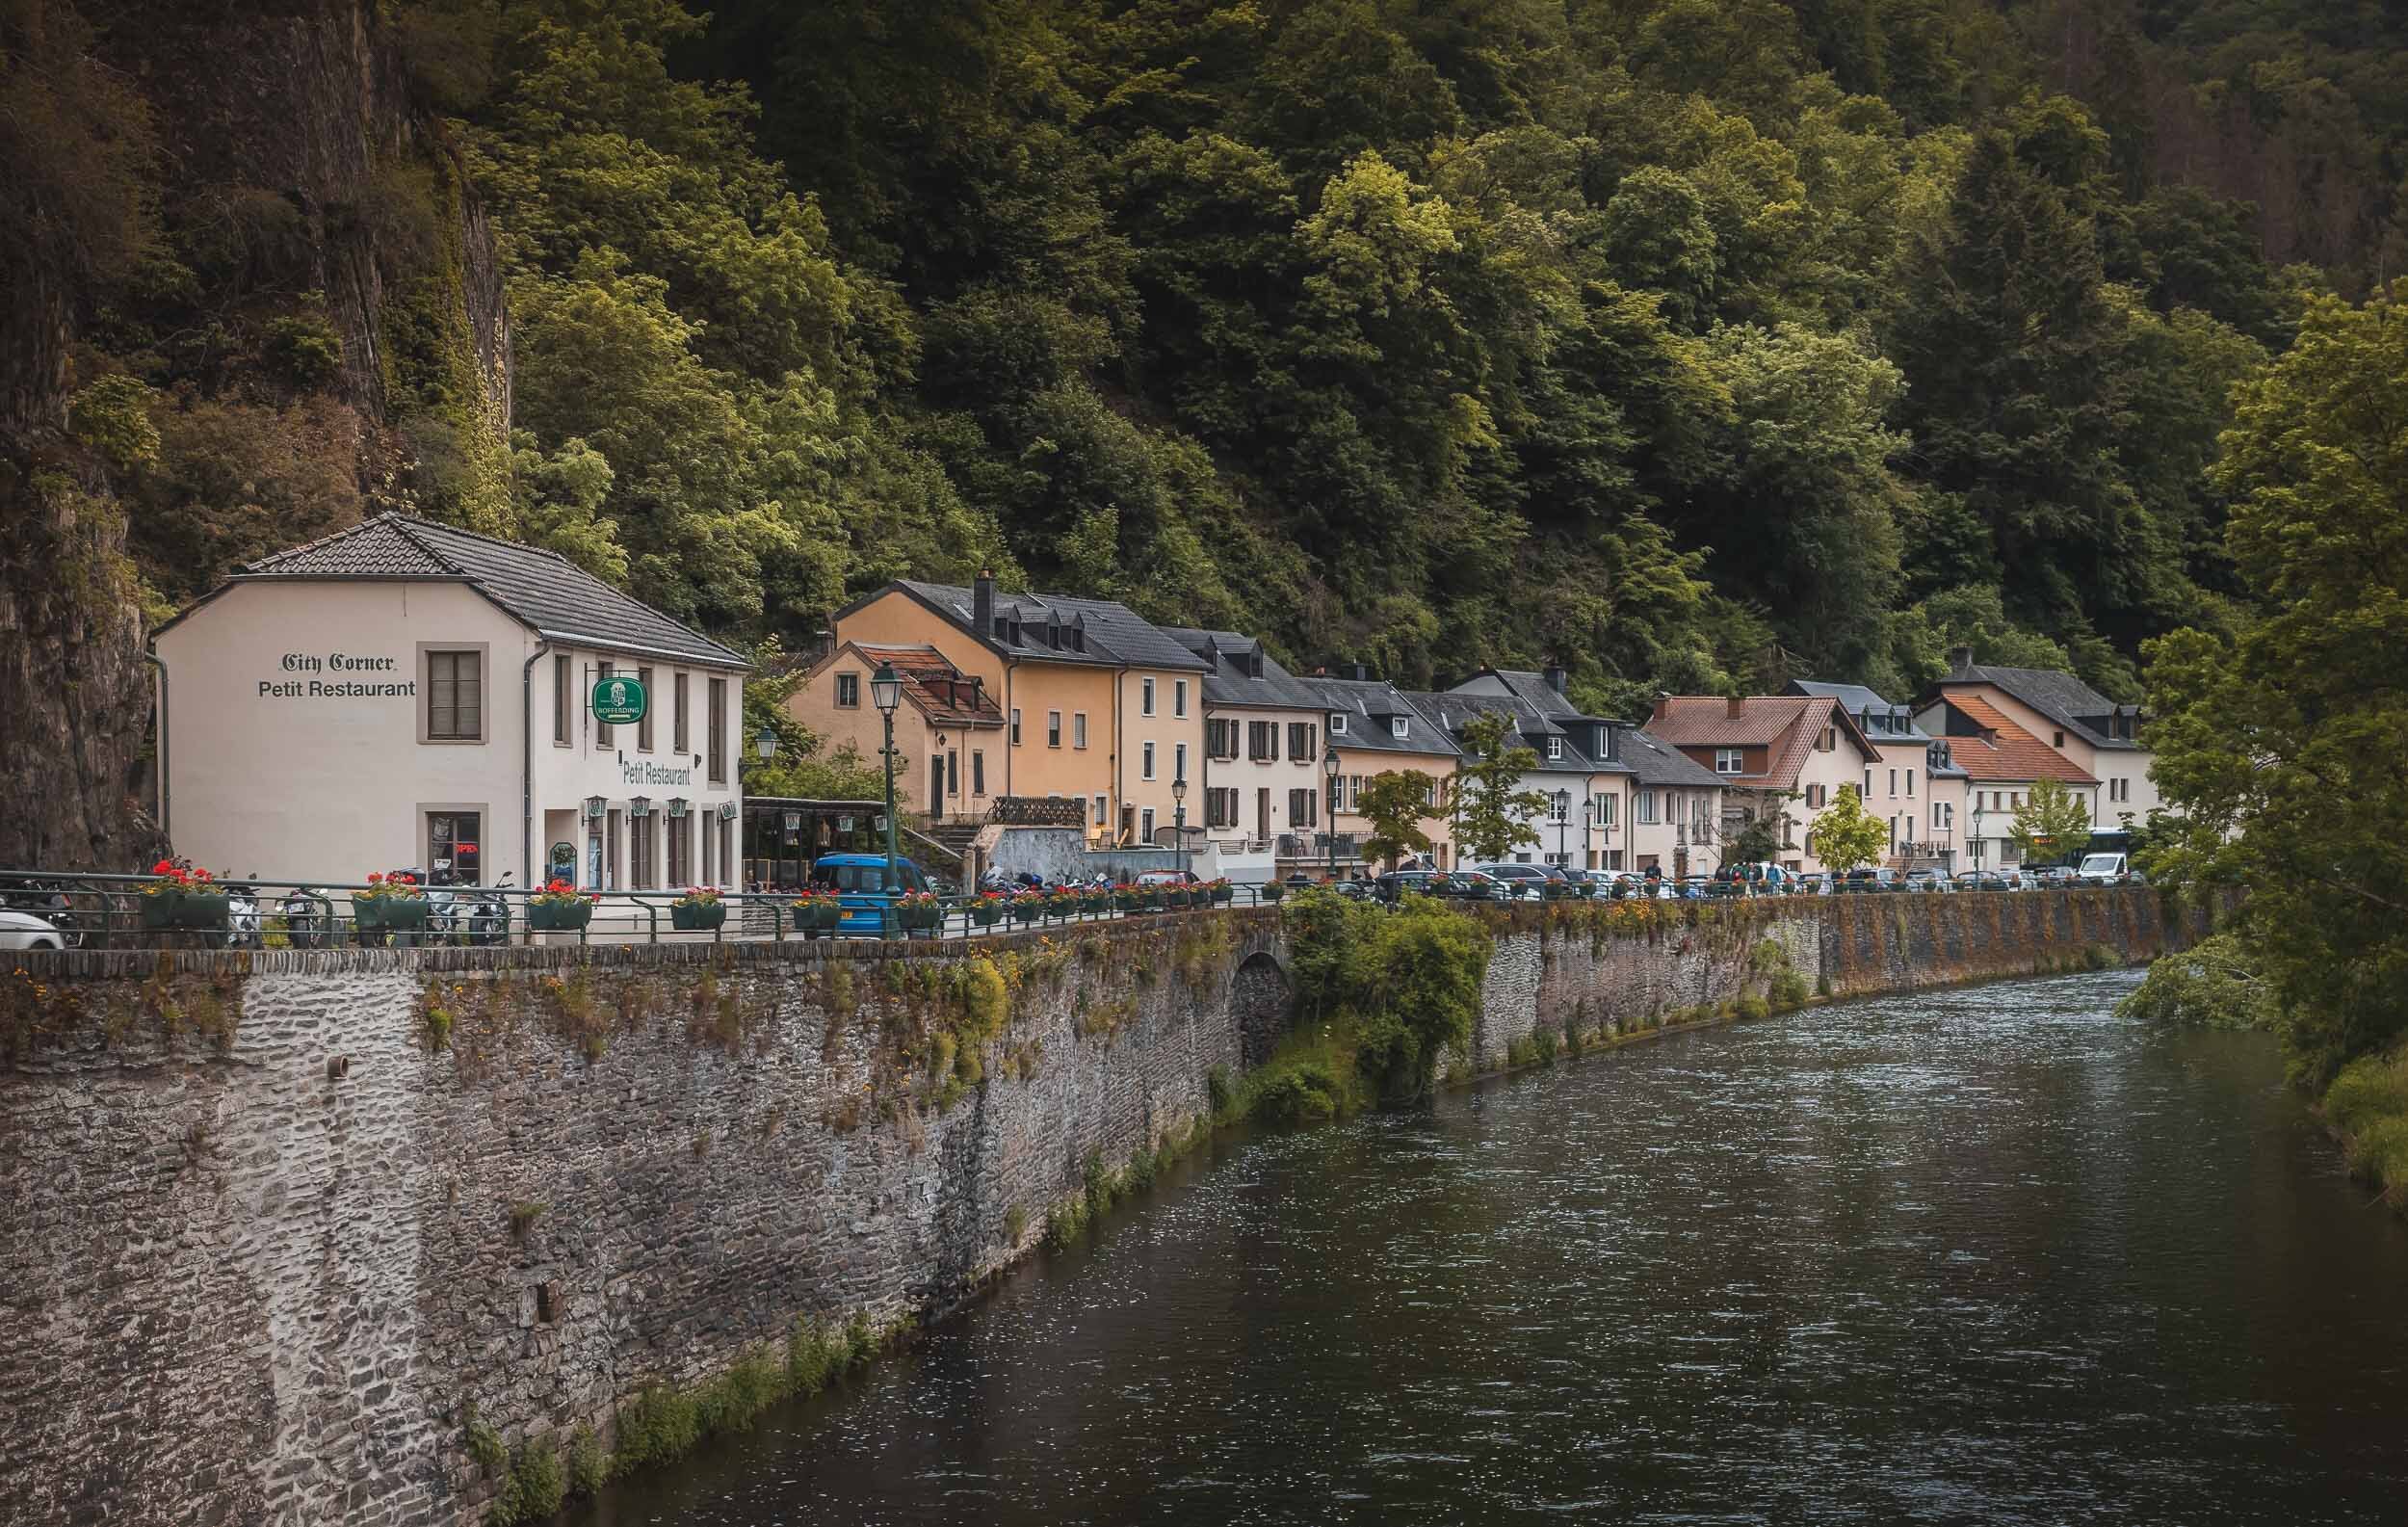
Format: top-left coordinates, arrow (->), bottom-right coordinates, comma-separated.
1920,651 -> 2158,830
150,513 -> 750,892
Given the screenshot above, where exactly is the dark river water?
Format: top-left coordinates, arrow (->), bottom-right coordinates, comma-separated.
577,971 -> 2408,1526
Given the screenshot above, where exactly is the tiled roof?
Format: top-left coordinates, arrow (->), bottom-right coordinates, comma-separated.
1401,690 -> 1597,775
1160,627 -> 1327,710
894,580 -> 1209,672
239,513 -> 748,668
1934,664 -> 2142,750
1647,696 -> 1873,790
1619,726 -> 1727,789
1937,694 -> 2098,784
1309,676 -> 1462,757
851,644 -> 1004,725
1789,679 -> 1932,742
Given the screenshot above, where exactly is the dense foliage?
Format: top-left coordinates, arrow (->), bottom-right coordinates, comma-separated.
2141,282 -> 2408,1090
26,0 -> 2407,726
1280,886 -> 1489,1103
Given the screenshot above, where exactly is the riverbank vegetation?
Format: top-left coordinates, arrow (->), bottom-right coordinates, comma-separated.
1273,888 -> 1491,1108
2138,280 -> 2408,1201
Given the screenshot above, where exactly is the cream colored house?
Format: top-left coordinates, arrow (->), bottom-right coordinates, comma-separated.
1164,628 -> 1331,853
1791,680 -> 1971,871
1921,651 -> 2157,829
1646,695 -> 1881,875
150,514 -> 749,892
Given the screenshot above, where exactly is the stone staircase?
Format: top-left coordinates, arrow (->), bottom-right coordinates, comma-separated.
909,819 -> 982,878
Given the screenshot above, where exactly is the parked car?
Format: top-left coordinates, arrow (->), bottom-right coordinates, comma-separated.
2028,865 -> 2077,888
1475,863 -> 1554,898
1903,868 -> 1951,893
1137,869 -> 1201,887
1443,869 -> 1511,902
0,908 -> 66,951
1375,869 -> 1447,902
1843,867 -> 1904,892
809,853 -> 933,933
1556,868 -> 1604,896
1956,869 -> 2008,891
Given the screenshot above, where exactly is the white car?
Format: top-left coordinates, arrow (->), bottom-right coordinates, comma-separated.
0,909 -> 67,951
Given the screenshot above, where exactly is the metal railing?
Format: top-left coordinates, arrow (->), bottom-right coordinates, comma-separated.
0,871 -> 1298,951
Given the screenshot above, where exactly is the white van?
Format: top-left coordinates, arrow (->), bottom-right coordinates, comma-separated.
2077,852 -> 2128,883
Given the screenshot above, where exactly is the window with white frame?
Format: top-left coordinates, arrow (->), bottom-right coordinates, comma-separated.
1141,677 -> 1156,716
1174,742 -> 1188,782
835,671 -> 860,707
1141,807 -> 1156,843
1174,679 -> 1188,718
1637,789 -> 1660,824
1329,712 -> 1347,735
1142,741 -> 1156,779
1390,716 -> 1408,739
1550,791 -> 1570,823
1048,710 -> 1062,748
1546,736 -> 1562,760
1073,711 -> 1087,749
1714,748 -> 1743,774
1092,793 -> 1107,827
1010,708 -> 1022,746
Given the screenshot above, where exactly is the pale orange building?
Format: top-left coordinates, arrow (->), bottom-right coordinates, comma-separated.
789,641 -> 1005,822
799,575 -> 1208,845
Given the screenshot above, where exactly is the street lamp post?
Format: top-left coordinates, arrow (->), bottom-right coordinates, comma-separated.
870,661 -> 903,938
1171,775 -> 1188,881
1323,748 -> 1342,882
753,726 -> 778,761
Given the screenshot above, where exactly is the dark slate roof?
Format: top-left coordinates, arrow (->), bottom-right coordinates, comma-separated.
1789,679 -> 1932,742
1451,668 -> 1584,717
238,513 -> 748,668
1932,663 -> 2142,750
1400,690 -> 1599,776
1306,676 -> 1462,757
1618,725 -> 1728,789
893,580 -> 1209,672
1159,627 -> 1327,710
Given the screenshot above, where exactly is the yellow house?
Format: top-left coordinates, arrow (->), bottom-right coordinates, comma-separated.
788,642 -> 1006,823
804,574 -> 1208,845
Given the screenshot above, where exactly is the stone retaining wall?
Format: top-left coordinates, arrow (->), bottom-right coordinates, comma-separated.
0,888 -> 2202,1526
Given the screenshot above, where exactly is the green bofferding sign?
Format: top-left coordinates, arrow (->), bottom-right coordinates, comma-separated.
592,673 -> 647,724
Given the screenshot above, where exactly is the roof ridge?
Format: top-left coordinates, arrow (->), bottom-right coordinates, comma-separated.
381,513 -> 473,577
394,512 -> 577,569
244,513 -> 439,573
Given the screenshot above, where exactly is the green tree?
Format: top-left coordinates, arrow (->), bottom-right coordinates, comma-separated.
1806,783 -> 1889,873
1354,896 -> 1489,1104
2144,283 -> 2408,1086
1447,711 -> 1549,863
2116,933 -> 2279,1032
2006,777 -> 2093,866
1354,769 -> 1440,869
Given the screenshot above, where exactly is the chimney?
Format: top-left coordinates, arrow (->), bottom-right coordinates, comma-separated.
974,568 -> 995,637
1544,662 -> 1567,695
1949,645 -> 1974,673
1345,661 -> 1374,682
1725,695 -> 1745,721
1651,693 -> 1670,724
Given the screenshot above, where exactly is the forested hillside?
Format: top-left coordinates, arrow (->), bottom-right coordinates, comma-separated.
7,0 -> 2406,859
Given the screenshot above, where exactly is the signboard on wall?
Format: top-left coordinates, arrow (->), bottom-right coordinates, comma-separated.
592,673 -> 647,724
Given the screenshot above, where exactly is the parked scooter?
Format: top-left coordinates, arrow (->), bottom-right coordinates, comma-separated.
464,873 -> 512,946
223,879 -> 264,948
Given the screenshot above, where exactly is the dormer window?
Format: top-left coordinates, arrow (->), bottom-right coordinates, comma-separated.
1248,651 -> 1265,678
1546,736 -> 1562,760
1390,716 -> 1408,740
1330,713 -> 1348,735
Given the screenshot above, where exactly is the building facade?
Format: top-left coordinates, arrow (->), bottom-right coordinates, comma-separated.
1921,651 -> 2158,831
1791,680 -> 1971,871
150,514 -> 749,893
789,642 -> 1006,824
1163,629 -> 1333,856
1915,689 -> 2100,868
816,574 -> 1208,845
1309,673 -> 1460,874
1646,695 -> 1881,875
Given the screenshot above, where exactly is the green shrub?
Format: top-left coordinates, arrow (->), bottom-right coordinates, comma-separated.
1251,1062 -> 1346,1123
611,1384 -> 700,1474
1531,1028 -> 1559,1066
265,313 -> 346,389
1737,994 -> 1771,1022
1206,1065 -> 1234,1119
505,1441 -> 564,1523
1767,969 -> 1811,1012
566,1425 -> 606,1497
2080,943 -> 2120,971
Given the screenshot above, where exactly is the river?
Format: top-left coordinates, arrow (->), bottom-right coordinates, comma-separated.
575,970 -> 2408,1525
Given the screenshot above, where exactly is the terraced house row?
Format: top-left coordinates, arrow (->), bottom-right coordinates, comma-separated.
791,575 -> 2159,880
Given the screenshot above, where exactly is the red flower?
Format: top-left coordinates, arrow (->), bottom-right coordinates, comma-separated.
152,859 -> 173,876
367,872 -> 383,884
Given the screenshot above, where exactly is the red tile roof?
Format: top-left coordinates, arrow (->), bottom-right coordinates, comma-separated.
1940,694 -> 2096,784
851,644 -> 1005,726
1645,696 -> 1874,790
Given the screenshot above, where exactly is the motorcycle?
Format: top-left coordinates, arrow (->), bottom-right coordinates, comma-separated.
280,885 -> 328,948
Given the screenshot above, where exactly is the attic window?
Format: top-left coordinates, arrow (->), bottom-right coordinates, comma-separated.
1390,716 -> 1408,740
1546,736 -> 1562,759
1069,627 -> 1085,652
2053,730 -> 2065,748
1330,713 -> 1348,735
1247,651 -> 1265,678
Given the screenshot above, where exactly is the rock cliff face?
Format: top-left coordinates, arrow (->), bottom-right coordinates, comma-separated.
0,0 -> 510,870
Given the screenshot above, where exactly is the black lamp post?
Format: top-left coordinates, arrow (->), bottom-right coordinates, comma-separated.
1171,775 -> 1188,880
870,661 -> 903,935
1323,747 -> 1342,882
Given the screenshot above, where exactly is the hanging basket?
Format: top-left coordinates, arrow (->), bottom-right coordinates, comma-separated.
528,901 -> 592,933
671,902 -> 726,932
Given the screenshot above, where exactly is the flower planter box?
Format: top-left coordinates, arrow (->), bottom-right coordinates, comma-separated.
903,904 -> 942,933
528,901 -> 592,933
971,901 -> 1003,928
353,896 -> 429,933
671,903 -> 725,932
140,890 -> 181,931
1011,903 -> 1041,925
1260,883 -> 1285,904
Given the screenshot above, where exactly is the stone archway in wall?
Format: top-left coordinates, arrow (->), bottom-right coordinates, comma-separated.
1227,950 -> 1295,1069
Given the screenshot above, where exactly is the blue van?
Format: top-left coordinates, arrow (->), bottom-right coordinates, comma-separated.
808,854 -> 931,934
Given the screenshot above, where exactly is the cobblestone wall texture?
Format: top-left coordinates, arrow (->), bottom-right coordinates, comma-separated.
0,888 -> 2197,1526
